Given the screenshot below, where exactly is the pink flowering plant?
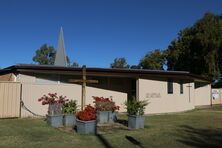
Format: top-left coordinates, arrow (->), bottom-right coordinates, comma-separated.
38,93 -> 69,115
93,96 -> 120,112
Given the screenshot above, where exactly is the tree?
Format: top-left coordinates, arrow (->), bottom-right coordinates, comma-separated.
33,44 -> 71,66
33,44 -> 56,65
166,12 -> 222,80
130,65 -> 141,69
66,56 -> 71,66
110,57 -> 130,68
212,74 -> 222,88
139,49 -> 166,70
72,62 -> 80,68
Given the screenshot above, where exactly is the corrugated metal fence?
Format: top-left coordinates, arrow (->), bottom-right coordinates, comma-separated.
0,82 -> 21,118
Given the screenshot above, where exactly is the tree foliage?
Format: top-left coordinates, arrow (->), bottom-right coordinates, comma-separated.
110,57 -> 130,68
33,44 -> 56,65
139,49 -> 166,70
137,12 -> 222,80
66,56 -> 71,66
33,44 -> 72,66
130,65 -> 141,69
72,62 -> 80,67
33,12 -> 222,81
166,12 -> 222,80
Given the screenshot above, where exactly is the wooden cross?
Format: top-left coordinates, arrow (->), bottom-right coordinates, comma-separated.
69,65 -> 98,110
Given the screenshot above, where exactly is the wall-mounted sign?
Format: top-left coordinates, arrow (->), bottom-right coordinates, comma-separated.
146,93 -> 161,98
212,90 -> 219,100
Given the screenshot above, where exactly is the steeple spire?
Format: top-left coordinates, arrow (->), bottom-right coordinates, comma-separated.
54,27 -> 68,67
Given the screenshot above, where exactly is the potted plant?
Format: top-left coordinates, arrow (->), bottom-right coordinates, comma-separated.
124,99 -> 149,129
38,93 -> 68,127
62,100 -> 78,127
76,105 -> 96,134
93,96 -> 120,124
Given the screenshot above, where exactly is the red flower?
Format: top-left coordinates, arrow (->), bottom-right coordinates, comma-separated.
37,93 -> 68,105
76,105 -> 96,121
92,96 -> 120,112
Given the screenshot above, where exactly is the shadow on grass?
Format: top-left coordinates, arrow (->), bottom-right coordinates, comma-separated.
96,134 -> 146,148
96,134 -> 112,148
177,125 -> 222,147
125,135 -> 145,148
117,119 -> 128,127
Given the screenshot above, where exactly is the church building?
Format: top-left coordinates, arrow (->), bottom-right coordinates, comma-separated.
0,28 -> 211,118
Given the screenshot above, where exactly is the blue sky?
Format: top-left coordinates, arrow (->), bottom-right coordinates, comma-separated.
0,0 -> 221,68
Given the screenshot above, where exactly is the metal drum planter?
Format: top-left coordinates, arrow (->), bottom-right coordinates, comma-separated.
111,112 -> 118,122
76,119 -> 96,134
96,111 -> 110,124
128,115 -> 145,129
47,114 -> 63,128
63,114 -> 76,127
96,111 -> 117,124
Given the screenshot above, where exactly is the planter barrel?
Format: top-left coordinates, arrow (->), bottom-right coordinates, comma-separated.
47,114 -> 63,127
128,115 -> 145,129
76,119 -> 96,134
97,111 -> 117,124
111,112 -> 117,122
63,114 -> 76,127
48,104 -> 63,115
97,111 -> 110,124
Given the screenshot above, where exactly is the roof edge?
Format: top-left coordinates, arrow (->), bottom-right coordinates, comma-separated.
0,64 -> 210,83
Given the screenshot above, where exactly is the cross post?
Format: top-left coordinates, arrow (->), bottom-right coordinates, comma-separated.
69,65 -> 98,110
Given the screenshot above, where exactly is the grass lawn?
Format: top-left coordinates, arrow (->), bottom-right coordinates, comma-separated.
1,106 -> 222,148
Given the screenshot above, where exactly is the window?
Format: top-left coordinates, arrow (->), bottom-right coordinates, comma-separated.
180,81 -> 183,94
167,79 -> 173,94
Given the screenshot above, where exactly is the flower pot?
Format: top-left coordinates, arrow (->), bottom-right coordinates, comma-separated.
111,112 -> 118,122
47,114 -> 63,127
97,111 -> 115,124
128,115 -> 145,129
96,111 -> 112,124
76,119 -> 96,134
63,114 -> 76,127
48,103 -> 63,115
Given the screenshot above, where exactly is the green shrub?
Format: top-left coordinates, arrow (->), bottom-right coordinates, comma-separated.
124,98 -> 149,116
62,100 -> 78,114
